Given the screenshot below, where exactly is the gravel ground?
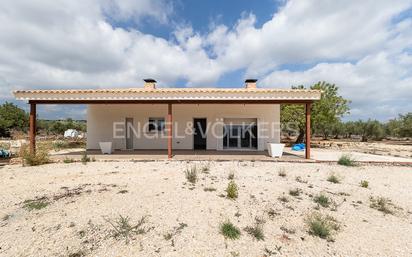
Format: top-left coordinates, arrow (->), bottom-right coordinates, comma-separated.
0,161 -> 412,257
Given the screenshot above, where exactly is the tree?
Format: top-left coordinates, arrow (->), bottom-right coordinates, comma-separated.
398,113 -> 412,137
0,102 -> 29,137
281,82 -> 350,143
311,82 -> 350,139
355,119 -> 384,141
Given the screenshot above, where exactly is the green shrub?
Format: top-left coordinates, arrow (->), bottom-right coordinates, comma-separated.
185,165 -> 198,184
220,220 -> 241,240
327,174 -> 341,184
313,194 -> 331,208
305,212 -> 340,239
360,180 -> 369,188
63,158 -> 74,164
338,154 -> 356,166
21,146 -> 50,166
226,181 -> 238,199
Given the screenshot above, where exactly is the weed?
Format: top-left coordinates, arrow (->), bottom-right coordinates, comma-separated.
220,220 -> 241,240
105,215 -> 148,244
305,212 -> 340,240
264,246 -> 282,256
278,168 -> 286,177
370,196 -> 394,215
63,158 -> 74,164
228,170 -> 235,180
313,193 -> 331,208
338,154 -> 356,166
23,198 -> 49,211
201,162 -> 210,172
327,174 -> 341,184
185,165 -> 198,184
289,188 -> 302,197
244,220 -> 264,241
278,195 -> 289,203
203,187 -> 217,192
21,145 -> 50,166
226,181 -> 238,199
164,222 -> 187,241
360,180 -> 369,188
81,152 -> 90,165
295,176 -> 307,183
117,190 -> 128,194
280,226 -> 295,234
68,250 -> 85,257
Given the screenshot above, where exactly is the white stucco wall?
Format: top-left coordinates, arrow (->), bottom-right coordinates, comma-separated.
86,104 -> 280,151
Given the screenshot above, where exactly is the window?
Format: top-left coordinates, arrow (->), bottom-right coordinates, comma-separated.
148,118 -> 165,132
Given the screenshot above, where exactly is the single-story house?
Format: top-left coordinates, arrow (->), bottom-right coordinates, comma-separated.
13,79 -> 321,159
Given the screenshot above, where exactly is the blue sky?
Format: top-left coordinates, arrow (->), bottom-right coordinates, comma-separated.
1,0 -> 412,121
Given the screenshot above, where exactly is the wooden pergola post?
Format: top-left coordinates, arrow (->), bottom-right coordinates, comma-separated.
167,103 -> 173,159
305,103 -> 311,159
29,103 -> 36,154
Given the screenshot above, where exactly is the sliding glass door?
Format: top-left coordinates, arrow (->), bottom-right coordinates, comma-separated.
223,124 -> 257,149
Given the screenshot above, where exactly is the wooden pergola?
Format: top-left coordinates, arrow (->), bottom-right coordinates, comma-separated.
27,99 -> 313,159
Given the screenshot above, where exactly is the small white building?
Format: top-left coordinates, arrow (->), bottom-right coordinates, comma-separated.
14,79 -> 321,159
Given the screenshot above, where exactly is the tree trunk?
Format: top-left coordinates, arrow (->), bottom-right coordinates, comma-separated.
295,129 -> 305,144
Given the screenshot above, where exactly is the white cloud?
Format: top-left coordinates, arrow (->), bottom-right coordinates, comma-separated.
0,0 -> 411,120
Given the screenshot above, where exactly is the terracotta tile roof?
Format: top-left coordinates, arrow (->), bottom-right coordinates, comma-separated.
14,87 -> 320,94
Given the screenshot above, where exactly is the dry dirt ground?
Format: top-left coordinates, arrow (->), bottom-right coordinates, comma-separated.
1,161 -> 412,257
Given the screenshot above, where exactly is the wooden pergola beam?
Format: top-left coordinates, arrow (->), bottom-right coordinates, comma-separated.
167,103 -> 173,159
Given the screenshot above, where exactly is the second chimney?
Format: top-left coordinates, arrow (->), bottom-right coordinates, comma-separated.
143,79 -> 157,90
245,79 -> 258,89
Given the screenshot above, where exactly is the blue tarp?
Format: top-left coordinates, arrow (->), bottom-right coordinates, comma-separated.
0,149 -> 11,158
292,143 -> 305,151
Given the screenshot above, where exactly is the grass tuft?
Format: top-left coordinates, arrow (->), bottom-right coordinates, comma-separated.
278,195 -> 289,203
369,196 -> 394,215
244,218 -> 265,241
226,181 -> 239,199
228,170 -> 235,180
338,154 -> 356,166
23,198 -> 49,211
327,173 -> 341,184
305,212 -> 340,240
185,165 -> 198,184
313,193 -> 331,208
278,168 -> 286,177
63,158 -> 75,164
288,188 -> 302,197
360,180 -> 369,188
220,220 -> 241,240
81,152 -> 91,165
105,215 -> 148,244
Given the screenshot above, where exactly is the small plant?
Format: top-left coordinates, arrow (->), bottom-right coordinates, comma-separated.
53,140 -> 69,150
226,181 -> 238,199
163,222 -> 187,242
68,250 -> 85,257
305,212 -> 340,240
220,220 -> 241,240
21,146 -> 50,166
204,187 -> 217,192
244,222 -> 265,241
338,154 -> 356,166
327,173 -> 341,184
295,176 -> 308,183
370,196 -> 394,215
185,165 -> 198,184
360,180 -> 369,188
201,162 -> 210,172
117,190 -> 128,194
278,168 -> 286,177
313,193 -> 331,208
23,198 -> 49,211
105,215 -> 148,244
63,158 -> 74,164
289,188 -> 302,197
228,170 -> 235,180
278,195 -> 289,203
81,152 -> 90,165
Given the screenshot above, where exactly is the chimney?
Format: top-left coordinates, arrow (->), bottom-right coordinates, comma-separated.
143,79 -> 157,90
245,79 -> 258,89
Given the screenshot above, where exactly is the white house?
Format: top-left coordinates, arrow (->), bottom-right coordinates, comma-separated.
14,79 -> 321,159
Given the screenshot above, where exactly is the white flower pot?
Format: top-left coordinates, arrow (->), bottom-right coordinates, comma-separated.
267,143 -> 285,158
99,142 -> 113,154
